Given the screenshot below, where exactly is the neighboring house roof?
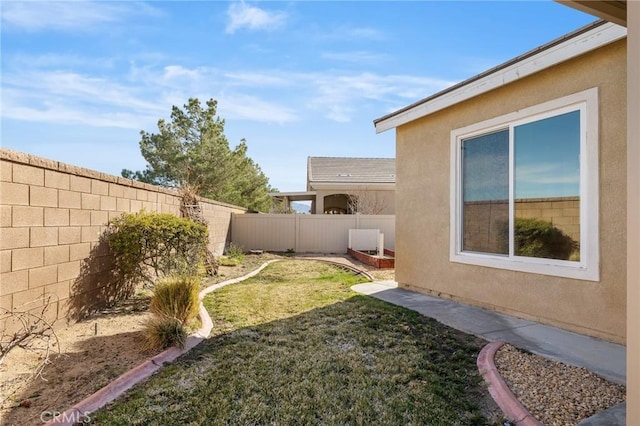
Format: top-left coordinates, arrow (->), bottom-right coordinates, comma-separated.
374,20 -> 627,133
307,157 -> 396,186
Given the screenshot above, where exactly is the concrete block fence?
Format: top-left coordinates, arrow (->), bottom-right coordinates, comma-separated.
0,148 -> 246,323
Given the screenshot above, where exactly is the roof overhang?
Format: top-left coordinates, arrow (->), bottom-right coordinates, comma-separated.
556,1 -> 627,27
310,182 -> 395,191
269,191 -> 317,202
374,21 -> 627,133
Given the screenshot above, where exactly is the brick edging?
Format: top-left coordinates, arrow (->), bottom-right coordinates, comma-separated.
477,341 -> 543,426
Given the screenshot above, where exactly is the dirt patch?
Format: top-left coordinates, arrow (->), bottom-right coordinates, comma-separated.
0,299 -> 152,426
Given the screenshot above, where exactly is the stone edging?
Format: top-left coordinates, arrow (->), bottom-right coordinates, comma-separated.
477,341 -> 543,426
46,260 -> 281,425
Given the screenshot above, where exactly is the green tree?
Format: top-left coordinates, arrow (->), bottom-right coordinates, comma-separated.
122,98 -> 274,212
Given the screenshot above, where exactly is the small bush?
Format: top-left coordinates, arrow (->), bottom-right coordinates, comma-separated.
225,242 -> 245,262
143,316 -> 188,350
107,211 -> 209,288
150,275 -> 200,324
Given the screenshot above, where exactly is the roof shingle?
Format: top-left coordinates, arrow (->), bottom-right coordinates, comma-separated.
308,157 -> 396,184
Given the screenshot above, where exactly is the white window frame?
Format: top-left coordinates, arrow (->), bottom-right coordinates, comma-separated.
450,87 -> 599,281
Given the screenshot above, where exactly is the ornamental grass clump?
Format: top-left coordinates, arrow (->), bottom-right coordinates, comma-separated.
144,275 -> 201,350
143,316 -> 188,351
150,275 -> 201,324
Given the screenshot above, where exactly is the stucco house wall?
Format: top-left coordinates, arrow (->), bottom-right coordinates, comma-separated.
394,39 -> 626,343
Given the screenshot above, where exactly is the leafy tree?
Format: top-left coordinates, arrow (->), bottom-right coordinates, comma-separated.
122,98 -> 274,212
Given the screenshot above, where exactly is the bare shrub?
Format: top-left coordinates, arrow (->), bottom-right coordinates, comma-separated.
0,295 -> 60,380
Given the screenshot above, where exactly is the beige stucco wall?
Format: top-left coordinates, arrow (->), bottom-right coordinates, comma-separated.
395,39 -> 627,343
627,2 -> 639,420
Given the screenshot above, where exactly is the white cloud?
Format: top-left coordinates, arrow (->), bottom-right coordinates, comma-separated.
1,70 -> 164,129
162,65 -> 207,83
225,1 -> 287,34
3,104 -> 154,129
1,64 -> 299,129
7,71 -> 163,113
516,163 -> 580,185
1,53 -> 454,129
305,72 -> 455,122
222,72 -> 290,87
217,94 -> 297,124
1,1 -> 159,32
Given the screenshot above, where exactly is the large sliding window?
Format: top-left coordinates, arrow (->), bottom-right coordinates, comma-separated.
450,89 -> 599,281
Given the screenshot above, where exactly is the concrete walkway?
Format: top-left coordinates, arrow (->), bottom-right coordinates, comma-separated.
352,281 -> 626,425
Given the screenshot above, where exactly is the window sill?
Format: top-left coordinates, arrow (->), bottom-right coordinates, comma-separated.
450,251 -> 599,281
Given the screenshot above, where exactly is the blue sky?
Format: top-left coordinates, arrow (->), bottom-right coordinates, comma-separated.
1,1 -> 597,192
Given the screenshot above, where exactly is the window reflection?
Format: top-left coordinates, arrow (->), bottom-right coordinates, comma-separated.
462,130 -> 509,254
514,111 -> 580,260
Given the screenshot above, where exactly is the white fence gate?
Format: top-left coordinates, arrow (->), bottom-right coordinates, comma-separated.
231,214 -> 395,253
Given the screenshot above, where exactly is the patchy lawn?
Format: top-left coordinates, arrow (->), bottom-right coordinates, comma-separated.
91,260 -> 500,425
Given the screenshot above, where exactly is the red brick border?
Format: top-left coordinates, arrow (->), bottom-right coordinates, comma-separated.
477,341 -> 543,426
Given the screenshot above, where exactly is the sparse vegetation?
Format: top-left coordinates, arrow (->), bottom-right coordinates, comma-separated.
224,242 -> 245,262
0,296 -> 59,380
218,242 -> 245,267
216,256 -> 241,267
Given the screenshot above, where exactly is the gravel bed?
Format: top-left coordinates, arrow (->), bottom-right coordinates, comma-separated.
494,344 -> 626,425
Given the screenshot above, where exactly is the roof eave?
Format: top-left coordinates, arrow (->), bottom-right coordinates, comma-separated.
310,182 -> 396,191
556,1 -> 627,27
374,20 -> 626,133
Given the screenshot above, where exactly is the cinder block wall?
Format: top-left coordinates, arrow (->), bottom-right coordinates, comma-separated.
0,148 -> 246,322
